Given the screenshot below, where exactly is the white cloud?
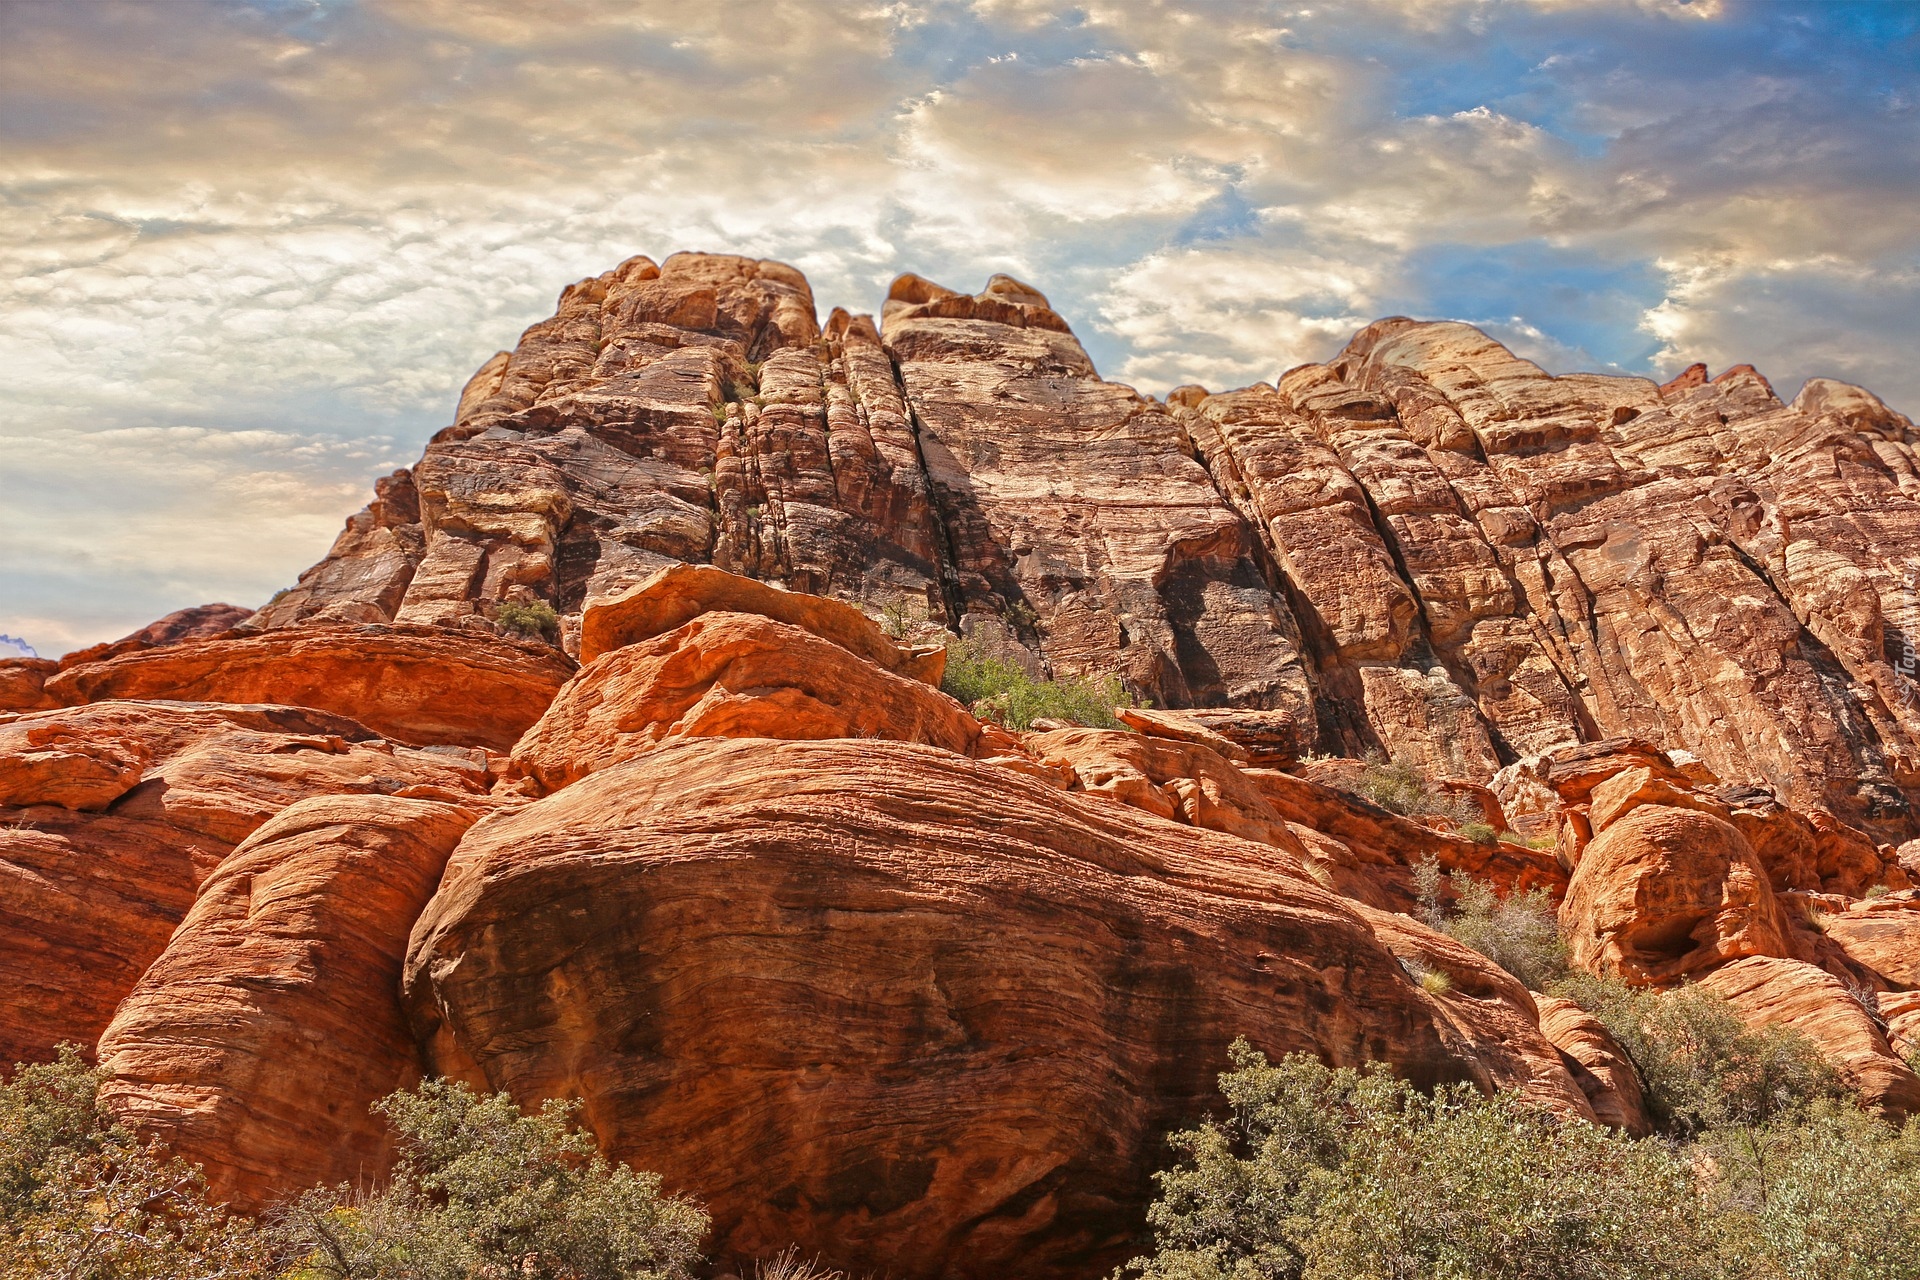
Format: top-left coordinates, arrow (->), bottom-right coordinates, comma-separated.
1,0 -> 1914,652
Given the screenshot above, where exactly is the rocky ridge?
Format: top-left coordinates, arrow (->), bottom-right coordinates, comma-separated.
5,251 -> 1920,1279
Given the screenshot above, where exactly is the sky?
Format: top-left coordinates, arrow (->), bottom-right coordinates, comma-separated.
3,0 -> 1919,656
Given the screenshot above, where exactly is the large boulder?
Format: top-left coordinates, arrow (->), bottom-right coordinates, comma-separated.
43,624 -> 575,751
513,610 -> 977,791
403,735 -> 1570,1280
1560,804 -> 1795,984
100,795 -> 482,1209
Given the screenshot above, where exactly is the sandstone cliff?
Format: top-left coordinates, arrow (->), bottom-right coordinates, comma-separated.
242,252 -> 1920,841
6,251 -> 1920,1279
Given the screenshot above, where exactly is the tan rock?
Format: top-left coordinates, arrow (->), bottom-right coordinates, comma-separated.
99,795 -> 480,1210
514,611 -> 979,791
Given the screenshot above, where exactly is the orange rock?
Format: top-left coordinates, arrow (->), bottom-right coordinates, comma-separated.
0,702 -> 492,1066
44,624 -> 574,751
1355,906 -> 1598,1124
0,658 -> 59,712
579,562 -> 942,680
58,603 -> 253,668
1118,707 -> 1307,767
1244,766 -> 1566,907
1535,994 -> 1653,1136
1025,727 -> 1304,852
403,736 -> 1548,1280
0,809 -> 216,1067
1698,955 -> 1920,1119
1561,804 -> 1794,984
1821,900 -> 1920,989
99,795 -> 480,1210
513,611 -> 979,791
1588,765 -> 1727,835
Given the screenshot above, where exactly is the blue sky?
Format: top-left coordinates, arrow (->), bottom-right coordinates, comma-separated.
3,0 -> 1918,653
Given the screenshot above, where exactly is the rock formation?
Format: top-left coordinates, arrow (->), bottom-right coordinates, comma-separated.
8,249 -> 1920,1279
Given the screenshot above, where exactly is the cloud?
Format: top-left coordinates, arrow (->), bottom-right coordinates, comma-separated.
2,0 -> 1916,652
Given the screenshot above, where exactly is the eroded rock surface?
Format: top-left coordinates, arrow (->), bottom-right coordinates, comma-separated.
403,736 -> 1566,1280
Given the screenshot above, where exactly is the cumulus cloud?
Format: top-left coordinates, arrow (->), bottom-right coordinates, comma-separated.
2,0 -> 1916,651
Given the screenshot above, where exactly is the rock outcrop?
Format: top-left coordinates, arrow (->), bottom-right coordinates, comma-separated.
10,250 -> 1920,1278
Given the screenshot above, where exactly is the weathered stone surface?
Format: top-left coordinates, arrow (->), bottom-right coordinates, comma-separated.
1535,994 -> 1653,1136
1561,804 -> 1795,984
0,657 -> 61,712
59,603 -> 254,668
100,795 -> 480,1210
886,275 -> 1317,721
44,624 -> 574,751
0,702 -> 491,1066
580,562 -> 942,680
514,611 -> 979,791
403,736 -> 1556,1280
1698,955 -> 1920,1119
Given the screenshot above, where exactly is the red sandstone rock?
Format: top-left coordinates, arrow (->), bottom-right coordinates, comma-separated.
1698,955 -> 1920,1118
403,736 -> 1560,1280
1535,994 -> 1653,1135
44,624 -> 574,751
0,658 -> 60,712
58,603 -> 254,668
579,562 -> 943,680
0,702 -> 491,1066
514,611 -> 979,791
99,795 -> 481,1209
1561,804 -> 1794,984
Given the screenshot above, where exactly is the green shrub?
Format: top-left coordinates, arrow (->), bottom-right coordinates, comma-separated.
1347,753 -> 1481,827
1,1045 -> 271,1279
1126,1040 -> 1721,1280
939,637 -> 1137,731
1714,1101 -> 1920,1280
496,599 -> 561,643
272,1078 -> 707,1280
1458,820 -> 1497,845
1412,860 -> 1571,992
1562,976 -> 1844,1138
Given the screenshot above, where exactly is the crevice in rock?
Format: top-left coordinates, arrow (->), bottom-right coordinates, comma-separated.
885,350 -> 969,633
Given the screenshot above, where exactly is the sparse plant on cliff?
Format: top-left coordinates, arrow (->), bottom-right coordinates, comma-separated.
496,600 -> 561,644
273,1079 -> 706,1280
1412,859 -> 1571,992
1347,752 -> 1481,829
1,1045 -> 271,1279
939,637 -> 1137,731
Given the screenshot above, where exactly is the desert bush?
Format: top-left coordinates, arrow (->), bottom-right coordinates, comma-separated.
1125,1039 -> 1720,1280
274,1079 -> 706,1280
1412,859 -> 1571,992
939,637 -> 1138,731
1562,976 -> 1843,1138
1347,752 -> 1482,828
496,599 -> 561,643
1,1045 -> 271,1280
1712,1101 -> 1920,1280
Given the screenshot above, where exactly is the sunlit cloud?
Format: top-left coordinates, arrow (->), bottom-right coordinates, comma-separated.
2,0 -> 1916,653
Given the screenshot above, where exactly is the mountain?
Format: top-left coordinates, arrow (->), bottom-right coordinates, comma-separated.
4,252 -> 1920,1278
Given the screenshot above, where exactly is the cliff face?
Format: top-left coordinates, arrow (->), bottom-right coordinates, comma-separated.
8,251 -> 1920,1278
254,252 -> 1920,839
